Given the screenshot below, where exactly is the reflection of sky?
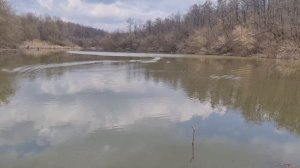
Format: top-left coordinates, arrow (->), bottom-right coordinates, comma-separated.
0,60 -> 299,167
0,62 -> 225,153
178,111 -> 299,143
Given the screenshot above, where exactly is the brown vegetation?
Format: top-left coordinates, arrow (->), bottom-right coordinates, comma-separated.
0,0 -> 106,49
99,0 -> 300,59
1,0 -> 300,58
19,40 -> 81,50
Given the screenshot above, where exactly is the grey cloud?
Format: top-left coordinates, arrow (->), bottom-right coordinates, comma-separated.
9,0 -> 203,31
84,0 -> 118,4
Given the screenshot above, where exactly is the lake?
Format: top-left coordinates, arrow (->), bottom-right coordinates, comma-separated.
0,51 -> 300,168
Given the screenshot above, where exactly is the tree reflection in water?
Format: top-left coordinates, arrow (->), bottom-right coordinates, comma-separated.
143,58 -> 300,136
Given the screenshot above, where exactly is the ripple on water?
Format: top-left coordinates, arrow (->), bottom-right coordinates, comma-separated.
1,57 -> 161,74
209,75 -> 242,80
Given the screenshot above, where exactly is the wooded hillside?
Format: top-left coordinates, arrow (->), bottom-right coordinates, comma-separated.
1,0 -> 300,58
0,0 -> 106,49
100,0 -> 300,58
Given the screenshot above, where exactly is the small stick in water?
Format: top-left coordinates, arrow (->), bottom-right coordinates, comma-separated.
192,126 -> 196,146
190,126 -> 196,162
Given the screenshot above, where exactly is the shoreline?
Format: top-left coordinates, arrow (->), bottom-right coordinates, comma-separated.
68,51 -> 300,61
1,49 -> 299,61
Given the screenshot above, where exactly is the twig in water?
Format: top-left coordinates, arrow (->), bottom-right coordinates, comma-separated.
192,126 -> 196,146
190,126 -> 196,162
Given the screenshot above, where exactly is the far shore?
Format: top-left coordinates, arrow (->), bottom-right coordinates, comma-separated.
1,48 -> 299,61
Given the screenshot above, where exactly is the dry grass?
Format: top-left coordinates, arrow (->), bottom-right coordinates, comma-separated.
231,26 -> 257,56
276,40 -> 300,59
19,39 -> 81,50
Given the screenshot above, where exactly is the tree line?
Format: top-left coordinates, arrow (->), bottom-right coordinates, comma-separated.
1,0 -> 300,58
100,0 -> 300,58
0,0 -> 105,49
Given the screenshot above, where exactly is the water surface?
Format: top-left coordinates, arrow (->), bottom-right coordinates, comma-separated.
0,51 -> 300,168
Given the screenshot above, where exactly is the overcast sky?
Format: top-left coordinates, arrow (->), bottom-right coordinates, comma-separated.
9,0 -> 206,31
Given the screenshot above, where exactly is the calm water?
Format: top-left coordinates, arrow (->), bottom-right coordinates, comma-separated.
0,51 -> 300,168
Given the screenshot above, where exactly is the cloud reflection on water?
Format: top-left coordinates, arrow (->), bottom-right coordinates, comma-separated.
0,63 -> 225,149
0,56 -> 300,167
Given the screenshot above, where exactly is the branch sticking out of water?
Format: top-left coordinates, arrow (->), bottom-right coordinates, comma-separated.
192,126 -> 196,146
190,126 -> 196,163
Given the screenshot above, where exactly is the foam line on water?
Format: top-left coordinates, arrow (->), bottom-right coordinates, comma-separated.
129,57 -> 161,63
209,75 -> 242,80
1,60 -> 121,73
1,58 -> 161,73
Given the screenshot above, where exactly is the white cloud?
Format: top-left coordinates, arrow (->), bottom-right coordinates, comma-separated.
37,0 -> 54,10
0,61 -> 226,147
66,0 -> 81,8
87,2 -> 169,20
57,0 -> 169,26
11,0 -> 203,31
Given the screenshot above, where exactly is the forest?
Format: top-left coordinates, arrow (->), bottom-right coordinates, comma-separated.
0,0 -> 106,49
1,0 -> 300,58
100,0 -> 300,58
